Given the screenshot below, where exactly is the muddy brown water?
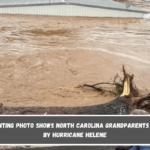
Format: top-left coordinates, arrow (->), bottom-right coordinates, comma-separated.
0,14 -> 150,107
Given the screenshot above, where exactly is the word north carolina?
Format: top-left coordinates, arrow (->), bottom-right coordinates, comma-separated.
56,123 -> 104,128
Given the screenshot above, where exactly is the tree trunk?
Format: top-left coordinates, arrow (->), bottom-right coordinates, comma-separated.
0,96 -> 132,115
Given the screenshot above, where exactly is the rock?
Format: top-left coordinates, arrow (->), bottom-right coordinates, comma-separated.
130,109 -> 149,115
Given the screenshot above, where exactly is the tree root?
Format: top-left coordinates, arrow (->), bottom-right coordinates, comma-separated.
83,65 -> 149,114
83,83 -> 117,95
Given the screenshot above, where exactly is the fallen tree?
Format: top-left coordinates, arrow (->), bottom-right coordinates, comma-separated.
0,96 -> 131,115
83,65 -> 150,114
0,66 -> 149,115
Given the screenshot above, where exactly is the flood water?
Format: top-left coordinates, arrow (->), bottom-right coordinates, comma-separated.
0,17 -> 150,65
0,15 -> 150,107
